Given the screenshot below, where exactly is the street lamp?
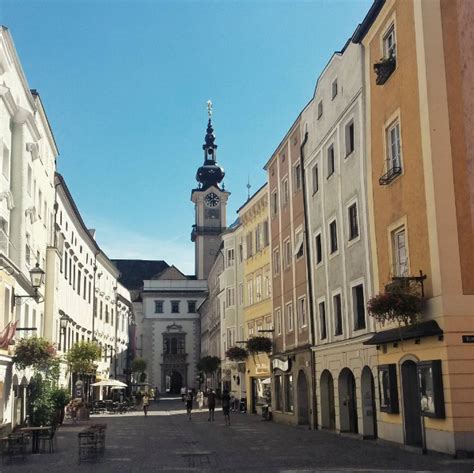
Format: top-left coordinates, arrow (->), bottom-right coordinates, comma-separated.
14,263 -> 46,305
59,312 -> 70,351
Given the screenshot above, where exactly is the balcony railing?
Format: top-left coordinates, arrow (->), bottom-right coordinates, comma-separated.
162,353 -> 187,364
379,166 -> 402,185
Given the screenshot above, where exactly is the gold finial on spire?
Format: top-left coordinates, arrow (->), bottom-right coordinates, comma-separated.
207,100 -> 213,117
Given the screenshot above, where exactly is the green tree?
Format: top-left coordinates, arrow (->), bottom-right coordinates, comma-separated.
196,356 -> 220,375
65,341 -> 101,377
131,357 -> 147,374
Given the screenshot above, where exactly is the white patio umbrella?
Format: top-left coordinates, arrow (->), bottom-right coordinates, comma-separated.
91,379 -> 127,388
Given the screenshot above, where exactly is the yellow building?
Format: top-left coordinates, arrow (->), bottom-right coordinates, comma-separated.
238,184 -> 272,415
357,0 -> 474,455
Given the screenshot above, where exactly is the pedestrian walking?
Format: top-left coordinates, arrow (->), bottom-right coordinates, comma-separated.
207,389 -> 216,421
222,389 -> 231,426
196,389 -> 204,410
185,390 -> 194,421
143,393 -> 150,417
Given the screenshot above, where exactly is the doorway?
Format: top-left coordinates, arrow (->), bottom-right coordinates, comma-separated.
169,371 -> 183,394
361,366 -> 377,439
320,370 -> 336,430
401,360 -> 422,446
297,370 -> 309,425
338,368 -> 358,433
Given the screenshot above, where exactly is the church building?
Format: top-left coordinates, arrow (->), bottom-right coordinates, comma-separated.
114,107 -> 228,393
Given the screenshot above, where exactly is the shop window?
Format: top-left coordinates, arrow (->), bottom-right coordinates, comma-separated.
378,364 -> 399,413
284,374 -> 294,413
418,360 -> 445,418
274,375 -> 283,411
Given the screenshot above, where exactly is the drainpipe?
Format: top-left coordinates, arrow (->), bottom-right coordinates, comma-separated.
299,129 -> 318,429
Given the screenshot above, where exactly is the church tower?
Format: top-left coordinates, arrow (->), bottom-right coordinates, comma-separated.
191,102 -> 230,280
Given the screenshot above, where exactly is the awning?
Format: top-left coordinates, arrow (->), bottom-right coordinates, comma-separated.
262,378 -> 271,385
363,320 -> 443,345
91,379 -> 127,388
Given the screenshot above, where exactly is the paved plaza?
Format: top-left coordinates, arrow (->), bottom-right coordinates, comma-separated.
3,397 -> 473,473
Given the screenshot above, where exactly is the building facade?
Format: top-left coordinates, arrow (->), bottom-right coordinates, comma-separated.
302,40 -> 378,436
356,0 -> 474,455
265,118 -> 315,427
238,184 -> 273,415
220,219 -> 246,402
138,266 -> 207,393
45,174 -> 132,392
0,27 -> 58,429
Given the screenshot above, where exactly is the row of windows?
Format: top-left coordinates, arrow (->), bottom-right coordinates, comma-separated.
154,300 -> 196,314
62,250 -> 93,303
271,163 -> 302,216
246,221 -> 270,259
310,121 -> 356,195
313,202 -> 359,265
246,273 -> 271,306
274,296 -> 307,335
317,283 -> 366,340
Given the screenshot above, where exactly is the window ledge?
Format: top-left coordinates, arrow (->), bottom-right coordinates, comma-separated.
327,172 -> 335,180
345,150 -> 355,160
347,235 -> 361,249
328,250 -> 339,260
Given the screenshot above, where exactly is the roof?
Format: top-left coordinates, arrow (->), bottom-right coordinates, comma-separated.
112,259 -> 170,290
352,0 -> 386,43
363,320 -> 443,346
151,265 -> 190,281
237,182 -> 268,213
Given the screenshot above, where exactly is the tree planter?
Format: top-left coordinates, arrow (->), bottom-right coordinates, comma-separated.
225,346 -> 248,362
247,336 -> 272,354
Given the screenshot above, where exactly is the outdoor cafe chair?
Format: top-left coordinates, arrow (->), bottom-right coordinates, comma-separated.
38,425 -> 56,453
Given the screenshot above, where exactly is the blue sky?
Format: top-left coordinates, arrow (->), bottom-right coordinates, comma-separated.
2,0 -> 371,274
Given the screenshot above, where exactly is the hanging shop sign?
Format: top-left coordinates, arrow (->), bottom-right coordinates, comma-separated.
272,357 -> 291,373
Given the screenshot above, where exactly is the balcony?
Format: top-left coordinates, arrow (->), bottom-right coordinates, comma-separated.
374,56 -> 396,86
191,224 -> 224,242
379,166 -> 401,186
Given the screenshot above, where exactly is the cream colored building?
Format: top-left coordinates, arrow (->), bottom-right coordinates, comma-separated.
302,38 -> 377,436
238,184 -> 273,415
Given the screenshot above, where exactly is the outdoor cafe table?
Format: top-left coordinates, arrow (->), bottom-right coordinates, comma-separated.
20,426 -> 51,453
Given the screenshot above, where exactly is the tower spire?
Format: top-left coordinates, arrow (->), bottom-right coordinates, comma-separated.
195,100 -> 225,190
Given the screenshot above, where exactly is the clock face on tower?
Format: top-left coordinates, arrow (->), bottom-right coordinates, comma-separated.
204,192 -> 220,208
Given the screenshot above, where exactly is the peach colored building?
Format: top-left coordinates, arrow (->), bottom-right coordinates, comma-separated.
355,0 -> 474,456
264,118 -> 315,427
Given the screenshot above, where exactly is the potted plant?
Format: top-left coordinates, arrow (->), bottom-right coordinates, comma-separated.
13,337 -> 56,371
225,346 -> 248,362
367,285 -> 425,327
247,336 -> 272,354
373,54 -> 396,85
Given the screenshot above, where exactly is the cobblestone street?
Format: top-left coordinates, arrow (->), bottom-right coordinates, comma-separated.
2,398 -> 473,473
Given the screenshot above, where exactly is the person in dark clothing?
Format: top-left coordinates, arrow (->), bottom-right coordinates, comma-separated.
207,389 -> 216,421
222,389 -> 231,426
185,390 -> 194,421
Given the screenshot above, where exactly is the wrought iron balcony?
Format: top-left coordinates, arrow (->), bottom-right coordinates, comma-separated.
379,166 -> 402,185
374,56 -> 396,85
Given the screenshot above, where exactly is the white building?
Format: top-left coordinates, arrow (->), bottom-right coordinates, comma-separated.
43,173 -> 132,392
0,26 -> 58,429
302,39 -> 377,436
139,266 -> 207,393
220,219 -> 246,400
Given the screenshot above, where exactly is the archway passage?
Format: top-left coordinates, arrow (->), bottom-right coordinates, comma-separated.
169,371 -> 183,395
297,370 -> 309,425
361,366 -> 377,439
320,370 -> 336,430
338,368 -> 358,433
401,360 -> 422,446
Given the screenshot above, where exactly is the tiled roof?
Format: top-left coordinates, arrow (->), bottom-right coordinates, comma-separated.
112,259 -> 169,290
